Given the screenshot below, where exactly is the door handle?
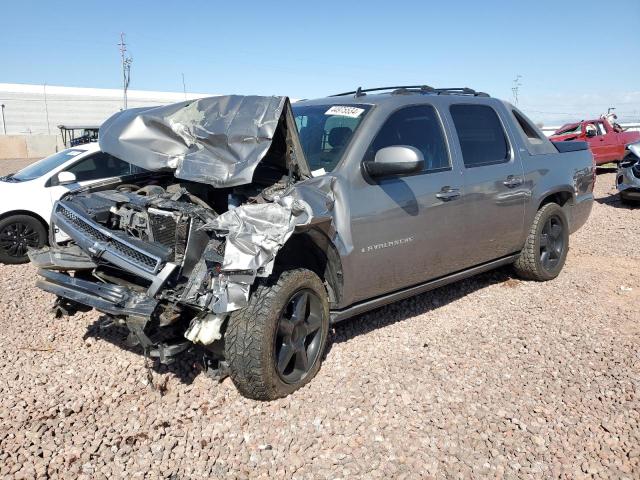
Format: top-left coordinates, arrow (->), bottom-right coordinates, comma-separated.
435,186 -> 460,201
503,175 -> 523,188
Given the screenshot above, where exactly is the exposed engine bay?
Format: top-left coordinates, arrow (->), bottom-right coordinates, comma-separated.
30,95 -> 340,366
36,172 -> 321,350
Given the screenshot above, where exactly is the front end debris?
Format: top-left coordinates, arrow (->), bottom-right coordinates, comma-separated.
31,95 -> 340,364
617,141 -> 640,203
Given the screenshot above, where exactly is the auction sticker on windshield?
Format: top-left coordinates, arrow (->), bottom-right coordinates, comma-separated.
325,106 -> 365,118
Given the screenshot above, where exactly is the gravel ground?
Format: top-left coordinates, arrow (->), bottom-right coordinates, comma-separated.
0,171 -> 638,479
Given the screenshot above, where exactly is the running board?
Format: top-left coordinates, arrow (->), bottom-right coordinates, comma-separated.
329,254 -> 519,323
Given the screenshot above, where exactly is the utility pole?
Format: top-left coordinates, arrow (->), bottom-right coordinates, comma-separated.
118,33 -> 133,110
512,75 -> 522,106
1,104 -> 6,135
181,73 -> 187,100
43,83 -> 51,135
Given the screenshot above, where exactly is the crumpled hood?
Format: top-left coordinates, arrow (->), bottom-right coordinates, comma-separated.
99,95 -> 310,188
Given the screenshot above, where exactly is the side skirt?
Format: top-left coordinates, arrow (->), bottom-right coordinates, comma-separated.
329,254 -> 519,323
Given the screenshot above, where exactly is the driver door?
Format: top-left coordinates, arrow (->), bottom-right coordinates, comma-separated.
584,122 -> 608,164
347,104 -> 468,301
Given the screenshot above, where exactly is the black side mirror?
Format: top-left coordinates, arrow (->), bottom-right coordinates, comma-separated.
363,146 -> 425,178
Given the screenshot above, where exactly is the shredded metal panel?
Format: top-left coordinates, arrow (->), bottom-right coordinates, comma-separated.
98,95 -> 310,188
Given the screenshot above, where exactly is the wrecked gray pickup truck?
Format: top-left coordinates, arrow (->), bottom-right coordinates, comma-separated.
31,88 -> 594,399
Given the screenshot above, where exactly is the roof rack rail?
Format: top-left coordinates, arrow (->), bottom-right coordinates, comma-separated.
330,85 -> 434,97
434,87 -> 490,97
330,85 -> 490,98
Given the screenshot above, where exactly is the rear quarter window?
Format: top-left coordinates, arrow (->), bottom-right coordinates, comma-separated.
510,108 -> 559,156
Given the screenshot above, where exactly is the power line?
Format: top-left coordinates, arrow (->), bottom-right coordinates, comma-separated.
118,33 -> 133,110
512,75 -> 522,105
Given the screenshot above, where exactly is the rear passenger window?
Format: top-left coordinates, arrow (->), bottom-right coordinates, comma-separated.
450,104 -> 510,167
369,105 -> 450,172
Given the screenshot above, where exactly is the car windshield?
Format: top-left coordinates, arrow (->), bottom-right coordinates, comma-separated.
556,124 -> 582,136
11,149 -> 87,182
292,104 -> 371,173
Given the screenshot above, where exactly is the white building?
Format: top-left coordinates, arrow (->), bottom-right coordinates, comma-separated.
0,83 -> 215,136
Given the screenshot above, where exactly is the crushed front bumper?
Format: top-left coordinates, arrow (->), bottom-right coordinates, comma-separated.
36,268 -> 158,318
52,201 -> 173,281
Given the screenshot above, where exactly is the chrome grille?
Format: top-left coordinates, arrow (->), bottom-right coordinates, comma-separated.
55,203 -> 160,273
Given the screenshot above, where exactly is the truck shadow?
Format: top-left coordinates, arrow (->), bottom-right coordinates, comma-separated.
323,265 -> 516,357
83,319 -> 204,385
594,193 -> 638,209
83,265 -> 518,386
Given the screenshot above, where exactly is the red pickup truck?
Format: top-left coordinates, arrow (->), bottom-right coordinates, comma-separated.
549,117 -> 640,166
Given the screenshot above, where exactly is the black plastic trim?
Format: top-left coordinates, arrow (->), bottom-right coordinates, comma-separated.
329,254 -> 519,323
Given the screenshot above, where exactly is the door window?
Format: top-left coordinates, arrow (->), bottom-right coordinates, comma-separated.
66,153 -> 132,182
369,105 -> 450,172
450,104 -> 510,167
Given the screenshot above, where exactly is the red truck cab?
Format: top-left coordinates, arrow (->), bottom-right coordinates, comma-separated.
550,118 -> 639,166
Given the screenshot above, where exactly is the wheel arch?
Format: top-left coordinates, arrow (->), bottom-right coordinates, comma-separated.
537,188 -> 573,210
274,229 -> 344,307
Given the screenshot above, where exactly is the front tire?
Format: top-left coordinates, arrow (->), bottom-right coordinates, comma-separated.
0,215 -> 47,264
225,268 -> 330,400
514,203 -> 569,281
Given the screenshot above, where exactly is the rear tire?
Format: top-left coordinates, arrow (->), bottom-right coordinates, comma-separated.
0,215 -> 47,264
225,268 -> 330,400
514,203 -> 569,281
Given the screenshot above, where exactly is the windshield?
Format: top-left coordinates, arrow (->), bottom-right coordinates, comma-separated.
11,149 -> 86,182
292,104 -> 371,172
555,124 -> 582,136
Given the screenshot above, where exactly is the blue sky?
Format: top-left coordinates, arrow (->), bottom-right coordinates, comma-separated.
2,0 -> 639,124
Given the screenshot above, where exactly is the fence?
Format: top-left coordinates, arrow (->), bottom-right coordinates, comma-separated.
541,123 -> 640,137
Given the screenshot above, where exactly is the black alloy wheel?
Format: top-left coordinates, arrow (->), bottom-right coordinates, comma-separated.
539,215 -> 565,272
0,215 -> 46,264
274,289 -> 325,384
514,202 -> 569,281
225,268 -> 330,400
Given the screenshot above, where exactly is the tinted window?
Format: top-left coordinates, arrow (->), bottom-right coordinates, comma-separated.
450,104 -> 509,167
370,105 -> 450,172
66,152 -> 131,182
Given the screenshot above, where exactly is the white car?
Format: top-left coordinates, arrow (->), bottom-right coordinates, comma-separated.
0,143 -> 144,264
